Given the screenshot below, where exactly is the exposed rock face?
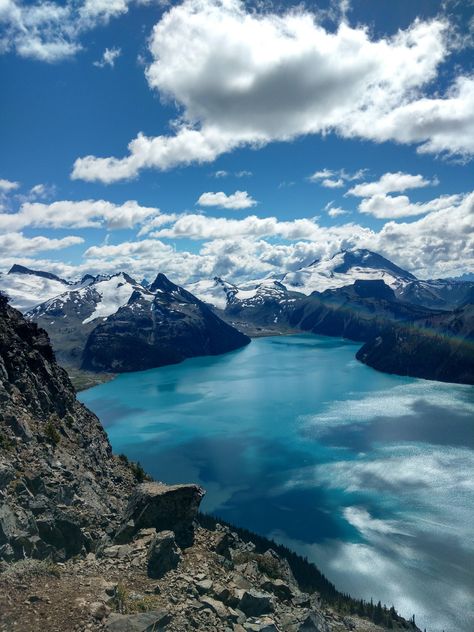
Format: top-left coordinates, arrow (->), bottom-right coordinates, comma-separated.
81,274 -> 250,373
0,294 -> 138,561
115,482 -> 205,548
147,530 -> 181,579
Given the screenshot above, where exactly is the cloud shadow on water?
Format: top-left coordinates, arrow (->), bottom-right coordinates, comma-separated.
310,399 -> 474,451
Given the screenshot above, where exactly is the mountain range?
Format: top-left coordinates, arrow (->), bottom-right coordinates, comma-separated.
1,249 -> 473,385
188,249 -> 474,312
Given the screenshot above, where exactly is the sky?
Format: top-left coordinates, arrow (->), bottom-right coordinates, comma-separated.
0,0 -> 474,285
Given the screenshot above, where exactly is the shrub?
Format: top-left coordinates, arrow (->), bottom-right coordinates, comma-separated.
44,420 -> 61,445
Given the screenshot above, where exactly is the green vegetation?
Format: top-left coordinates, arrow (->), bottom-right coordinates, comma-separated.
67,368 -> 116,392
0,432 -> 13,451
1,559 -> 60,580
199,513 -> 416,630
118,453 -> 151,483
112,582 -> 129,614
44,419 -> 61,445
111,582 -> 159,614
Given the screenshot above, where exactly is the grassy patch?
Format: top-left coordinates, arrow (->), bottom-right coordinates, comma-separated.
67,368 -> 116,392
1,559 -> 61,580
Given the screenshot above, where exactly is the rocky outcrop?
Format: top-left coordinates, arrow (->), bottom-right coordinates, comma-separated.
0,520 -> 418,631
115,482 -> 205,547
147,530 -> 181,579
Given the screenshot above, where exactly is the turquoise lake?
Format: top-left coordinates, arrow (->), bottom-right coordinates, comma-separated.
79,334 -> 474,632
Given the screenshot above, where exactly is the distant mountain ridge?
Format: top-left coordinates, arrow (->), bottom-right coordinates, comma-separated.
187,249 -> 474,314
0,268 -> 250,374
1,250 -> 473,384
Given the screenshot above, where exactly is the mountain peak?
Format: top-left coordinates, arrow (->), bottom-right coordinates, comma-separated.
333,249 -> 416,280
8,264 -> 69,284
149,272 -> 179,293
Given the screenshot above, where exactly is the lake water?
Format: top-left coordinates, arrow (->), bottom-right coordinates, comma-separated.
79,334 -> 474,632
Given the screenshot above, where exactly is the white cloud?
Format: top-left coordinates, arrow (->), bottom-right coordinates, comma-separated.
309,168 -> 366,185
0,232 -> 83,254
322,178 -> 344,188
72,1 -> 474,182
345,171 -> 460,219
328,206 -> 350,218
0,0 -> 143,62
151,214 -> 324,241
212,169 -> 252,178
372,191 -> 474,276
358,192 -> 462,219
93,46 -> 121,68
347,171 -> 437,197
0,199 -> 162,231
0,178 -> 20,192
197,190 -> 257,210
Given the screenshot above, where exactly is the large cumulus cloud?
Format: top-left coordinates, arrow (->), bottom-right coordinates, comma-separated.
72,0 -> 474,182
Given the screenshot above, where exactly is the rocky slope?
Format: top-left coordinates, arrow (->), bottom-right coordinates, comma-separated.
0,295 -> 417,632
0,293 -> 137,561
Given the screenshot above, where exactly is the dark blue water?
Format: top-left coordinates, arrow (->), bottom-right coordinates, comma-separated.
79,334 -> 474,632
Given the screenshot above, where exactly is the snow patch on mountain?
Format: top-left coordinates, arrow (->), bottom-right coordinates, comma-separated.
82,274 -> 138,324
279,250 -> 415,296
0,269 -> 71,312
187,277 -> 239,309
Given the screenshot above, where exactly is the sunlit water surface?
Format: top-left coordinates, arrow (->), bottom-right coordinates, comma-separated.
79,334 -> 474,632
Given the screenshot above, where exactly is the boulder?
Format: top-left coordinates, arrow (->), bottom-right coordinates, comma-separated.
200,595 -> 229,619
215,530 -> 238,559
297,612 -> 330,632
115,482 -> 205,548
236,589 -> 274,617
261,579 -> 293,602
147,530 -> 181,579
196,578 -> 213,594
105,611 -> 170,632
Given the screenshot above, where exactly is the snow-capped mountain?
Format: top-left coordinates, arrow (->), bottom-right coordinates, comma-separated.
188,250 -> 474,312
186,277 -> 240,310
187,250 -> 417,310
81,273 -> 249,372
0,265 -> 74,312
278,249 -> 416,296
27,272 -> 144,325
187,276 -> 298,309
20,270 -> 249,371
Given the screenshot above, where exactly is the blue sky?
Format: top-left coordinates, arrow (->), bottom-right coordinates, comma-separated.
0,0 -> 473,284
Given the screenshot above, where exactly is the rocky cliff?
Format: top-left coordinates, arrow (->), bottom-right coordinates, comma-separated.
0,296 -> 418,631
0,293 -> 138,561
